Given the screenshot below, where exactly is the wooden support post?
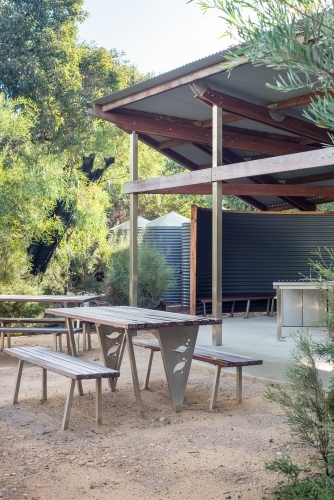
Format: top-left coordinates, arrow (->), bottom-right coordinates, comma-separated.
42,368 -> 47,401
236,366 -> 242,404
130,132 -> 138,308
209,365 -> 221,411
62,379 -> 76,431
143,349 -> 155,389
212,105 -> 223,345
96,378 -> 102,425
13,359 -> 24,404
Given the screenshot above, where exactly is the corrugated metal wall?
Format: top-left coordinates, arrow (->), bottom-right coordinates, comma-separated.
142,226 -> 183,303
195,210 -> 334,314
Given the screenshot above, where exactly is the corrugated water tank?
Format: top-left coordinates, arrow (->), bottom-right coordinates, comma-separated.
181,222 -> 191,307
110,216 -> 150,234
141,212 -> 190,303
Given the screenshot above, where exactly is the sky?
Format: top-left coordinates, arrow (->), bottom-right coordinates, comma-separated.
78,0 -> 232,75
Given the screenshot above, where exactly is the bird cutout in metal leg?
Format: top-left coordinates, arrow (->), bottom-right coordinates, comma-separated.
153,326 -> 199,412
95,324 -> 126,391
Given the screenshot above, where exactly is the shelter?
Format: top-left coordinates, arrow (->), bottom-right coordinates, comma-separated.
89,49 -> 334,345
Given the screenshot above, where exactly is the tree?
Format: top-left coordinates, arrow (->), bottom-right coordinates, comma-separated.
197,0 -> 334,131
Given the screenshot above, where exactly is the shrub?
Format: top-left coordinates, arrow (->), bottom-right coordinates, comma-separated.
104,234 -> 174,307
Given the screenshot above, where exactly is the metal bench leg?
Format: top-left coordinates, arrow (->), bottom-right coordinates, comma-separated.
87,323 -> 92,350
0,331 -> 4,351
82,324 -> 87,352
125,329 -> 144,418
65,318 -> 83,396
13,359 -> 24,404
42,368 -> 47,401
236,366 -> 242,404
58,334 -> 63,353
62,379 -> 76,431
230,301 -> 235,317
203,302 -> 207,317
7,331 -> 11,348
209,365 -> 221,411
266,298 -> 270,316
245,300 -> 251,319
66,333 -> 71,355
76,330 -> 80,353
96,378 -> 102,425
53,334 -> 57,351
143,349 -> 155,389
270,297 -> 276,317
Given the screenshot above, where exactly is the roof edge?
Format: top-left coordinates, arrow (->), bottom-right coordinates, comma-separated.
95,52 -> 248,111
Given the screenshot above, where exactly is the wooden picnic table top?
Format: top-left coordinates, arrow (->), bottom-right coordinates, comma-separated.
45,306 -> 222,331
0,294 -> 102,303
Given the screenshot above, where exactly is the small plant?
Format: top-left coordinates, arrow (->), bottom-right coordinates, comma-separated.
104,233 -> 174,307
265,331 -> 333,475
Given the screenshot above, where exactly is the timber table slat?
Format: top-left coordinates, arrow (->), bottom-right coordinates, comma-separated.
0,294 -> 102,303
0,294 -> 101,352
45,306 -> 221,330
45,306 -> 222,417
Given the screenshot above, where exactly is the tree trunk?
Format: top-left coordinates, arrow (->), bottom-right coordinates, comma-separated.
27,154 -> 114,275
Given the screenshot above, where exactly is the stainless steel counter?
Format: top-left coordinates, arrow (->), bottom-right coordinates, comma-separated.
273,281 -> 325,341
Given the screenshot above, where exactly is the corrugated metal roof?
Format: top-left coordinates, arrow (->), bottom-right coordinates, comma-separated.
92,48 -> 334,211
95,50 -> 231,106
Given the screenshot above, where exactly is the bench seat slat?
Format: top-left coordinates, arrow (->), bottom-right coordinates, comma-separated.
4,346 -> 112,374
0,318 -> 66,323
4,347 -> 119,380
133,339 -> 263,366
0,327 -> 81,334
24,346 -> 108,375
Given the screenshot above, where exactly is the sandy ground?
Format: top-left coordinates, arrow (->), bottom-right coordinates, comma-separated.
0,330 -> 310,500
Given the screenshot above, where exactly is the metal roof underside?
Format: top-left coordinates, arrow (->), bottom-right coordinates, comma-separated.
92,50 -> 334,211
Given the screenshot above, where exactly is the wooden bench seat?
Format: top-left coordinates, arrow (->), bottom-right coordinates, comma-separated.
198,293 -> 276,318
4,346 -> 120,430
133,339 -> 263,410
0,325 -> 82,353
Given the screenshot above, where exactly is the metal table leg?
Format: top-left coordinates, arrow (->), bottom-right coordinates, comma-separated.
96,324 -> 126,392
153,325 -> 199,412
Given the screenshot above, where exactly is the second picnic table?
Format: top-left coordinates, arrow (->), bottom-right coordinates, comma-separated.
0,294 -> 102,351
45,305 -> 221,417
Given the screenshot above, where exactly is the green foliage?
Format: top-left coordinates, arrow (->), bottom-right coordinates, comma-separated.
308,248 -> 334,335
105,235 -> 174,308
265,454 -> 301,485
0,1 -> 209,294
264,330 -> 332,472
266,473 -> 334,499
197,0 -> 334,132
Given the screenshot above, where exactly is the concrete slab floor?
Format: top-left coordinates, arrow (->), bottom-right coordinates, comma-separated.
196,314 -> 334,389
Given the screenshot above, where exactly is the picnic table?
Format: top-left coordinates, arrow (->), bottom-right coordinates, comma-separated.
0,294 -> 102,351
45,305 -> 222,417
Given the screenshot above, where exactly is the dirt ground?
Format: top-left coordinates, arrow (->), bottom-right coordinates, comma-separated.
0,327 -> 308,500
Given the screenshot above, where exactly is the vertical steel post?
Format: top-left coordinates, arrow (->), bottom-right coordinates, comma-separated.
212,105 -> 223,345
130,132 -> 138,307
